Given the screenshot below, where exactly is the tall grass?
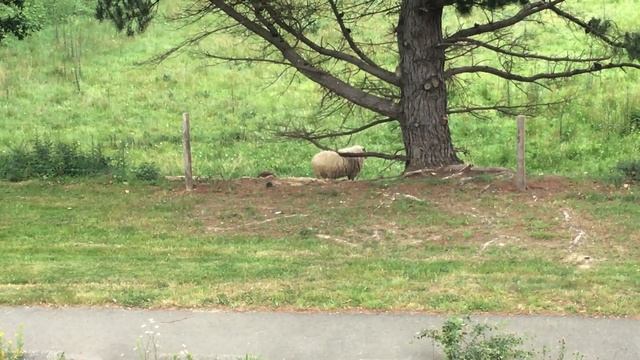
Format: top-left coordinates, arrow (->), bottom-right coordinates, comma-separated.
0,1 -> 638,179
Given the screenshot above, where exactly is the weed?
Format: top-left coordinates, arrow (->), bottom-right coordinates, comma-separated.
0,330 -> 24,360
0,137 -> 111,181
420,317 -> 586,360
133,162 -> 161,182
419,316 -> 533,360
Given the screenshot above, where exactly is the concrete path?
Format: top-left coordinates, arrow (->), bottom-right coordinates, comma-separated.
0,307 -> 638,360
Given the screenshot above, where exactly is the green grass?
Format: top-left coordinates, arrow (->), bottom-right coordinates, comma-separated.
1,178 -> 638,315
0,1 -> 639,317
0,1 -> 639,179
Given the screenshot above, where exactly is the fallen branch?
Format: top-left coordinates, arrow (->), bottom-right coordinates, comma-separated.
442,164 -> 473,180
403,165 -> 512,178
207,214 -> 308,231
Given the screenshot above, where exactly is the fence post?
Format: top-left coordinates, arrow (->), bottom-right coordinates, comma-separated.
182,112 -> 193,191
516,115 -> 526,191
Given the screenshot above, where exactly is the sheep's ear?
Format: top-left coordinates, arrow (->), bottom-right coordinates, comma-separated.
362,147 -> 366,152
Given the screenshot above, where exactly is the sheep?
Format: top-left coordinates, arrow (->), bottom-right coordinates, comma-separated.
311,145 -> 365,180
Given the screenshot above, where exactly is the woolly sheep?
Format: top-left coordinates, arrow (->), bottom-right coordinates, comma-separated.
311,145 -> 365,180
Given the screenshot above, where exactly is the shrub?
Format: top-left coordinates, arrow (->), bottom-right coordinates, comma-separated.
616,160 -> 640,182
0,137 -> 111,181
133,162 -> 161,182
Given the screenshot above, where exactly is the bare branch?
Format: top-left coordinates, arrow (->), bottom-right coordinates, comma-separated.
210,0 -> 400,118
201,52 -> 291,66
448,38 -> 611,63
138,25 -> 238,65
549,5 -> 623,48
448,100 -> 567,116
295,117 -> 395,141
278,129 -> 405,161
327,0 -> 378,67
445,0 -> 565,42
259,2 -> 399,86
447,62 -> 640,82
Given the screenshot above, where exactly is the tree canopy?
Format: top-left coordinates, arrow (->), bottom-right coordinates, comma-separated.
0,0 -> 42,43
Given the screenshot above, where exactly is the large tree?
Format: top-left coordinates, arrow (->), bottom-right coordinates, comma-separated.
96,0 -> 640,171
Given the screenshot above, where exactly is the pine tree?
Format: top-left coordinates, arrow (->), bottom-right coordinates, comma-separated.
96,0 -> 640,171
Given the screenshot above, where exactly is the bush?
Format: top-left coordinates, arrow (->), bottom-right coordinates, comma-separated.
418,316 -> 533,360
133,162 -> 161,182
0,137 -> 111,181
616,160 -> 640,182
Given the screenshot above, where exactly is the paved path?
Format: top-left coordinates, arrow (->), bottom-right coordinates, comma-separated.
0,307 -> 638,359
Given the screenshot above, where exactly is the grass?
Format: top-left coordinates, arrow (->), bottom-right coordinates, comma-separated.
1,176 -> 638,315
0,0 -> 638,318
0,1 -> 639,179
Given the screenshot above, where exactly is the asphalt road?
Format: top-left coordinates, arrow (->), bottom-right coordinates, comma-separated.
0,307 -> 638,359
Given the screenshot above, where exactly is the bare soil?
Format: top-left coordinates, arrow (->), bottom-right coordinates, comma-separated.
184,175 -> 632,265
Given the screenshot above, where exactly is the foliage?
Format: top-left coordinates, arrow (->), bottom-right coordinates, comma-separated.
418,316 -> 533,360
0,0 -> 43,43
133,162 -> 161,182
454,0 -> 529,14
45,0 -> 95,25
0,330 -> 24,360
616,159 -> 640,182
0,137 -> 111,181
624,32 -> 640,61
95,0 -> 156,36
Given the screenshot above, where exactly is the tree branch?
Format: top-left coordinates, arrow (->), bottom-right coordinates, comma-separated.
260,2 -> 399,86
279,129 -> 406,161
447,38 -> 611,63
447,62 -> 640,82
286,117 -> 396,141
448,100 -> 567,116
548,5 -> 623,48
210,0 -> 400,118
327,0 -> 378,68
200,52 -> 292,66
138,25 -> 239,65
445,0 -> 565,42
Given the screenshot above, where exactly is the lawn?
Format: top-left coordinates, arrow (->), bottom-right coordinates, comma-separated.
1,176 -> 638,316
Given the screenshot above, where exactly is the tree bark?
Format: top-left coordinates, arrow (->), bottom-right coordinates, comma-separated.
397,1 -> 461,171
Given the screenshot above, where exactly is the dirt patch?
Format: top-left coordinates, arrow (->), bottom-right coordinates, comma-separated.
181,175 -> 627,260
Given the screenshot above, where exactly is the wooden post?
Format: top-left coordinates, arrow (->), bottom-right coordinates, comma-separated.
516,115 -> 526,191
182,112 -> 194,191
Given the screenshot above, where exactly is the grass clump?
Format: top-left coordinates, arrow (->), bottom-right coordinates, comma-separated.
0,137 -> 111,181
133,162 -> 161,182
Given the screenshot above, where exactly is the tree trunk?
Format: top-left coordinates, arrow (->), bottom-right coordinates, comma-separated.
397,1 -> 461,172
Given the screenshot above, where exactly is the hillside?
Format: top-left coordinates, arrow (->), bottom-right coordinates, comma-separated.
0,1 -> 639,179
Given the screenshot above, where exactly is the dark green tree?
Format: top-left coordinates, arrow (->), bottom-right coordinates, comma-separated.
96,0 -> 640,171
0,0 -> 42,42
